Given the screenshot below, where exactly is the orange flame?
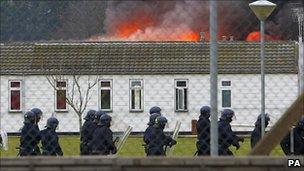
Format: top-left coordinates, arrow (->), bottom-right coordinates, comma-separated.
246,31 -> 280,42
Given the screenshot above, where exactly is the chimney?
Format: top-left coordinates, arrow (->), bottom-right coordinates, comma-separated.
200,32 -> 206,42
229,36 -> 234,41
222,36 -> 227,41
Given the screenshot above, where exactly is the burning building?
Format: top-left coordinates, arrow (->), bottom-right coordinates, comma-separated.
0,41 -> 300,133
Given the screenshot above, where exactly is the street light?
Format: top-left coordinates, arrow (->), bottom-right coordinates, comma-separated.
249,0 -> 276,137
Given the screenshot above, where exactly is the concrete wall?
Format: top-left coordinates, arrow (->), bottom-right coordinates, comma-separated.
0,74 -> 298,132
1,156 -> 303,171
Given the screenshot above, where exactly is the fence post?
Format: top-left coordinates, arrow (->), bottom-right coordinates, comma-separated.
210,0 -> 218,156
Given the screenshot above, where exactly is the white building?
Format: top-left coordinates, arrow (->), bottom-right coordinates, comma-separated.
0,41 -> 299,133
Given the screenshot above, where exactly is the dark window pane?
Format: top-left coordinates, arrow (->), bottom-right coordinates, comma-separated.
222,90 -> 231,108
131,90 -> 135,109
101,81 -> 111,87
222,81 -> 231,86
131,89 -> 141,110
56,81 -> 66,88
10,90 -> 20,110
101,90 -> 111,109
177,81 -> 187,87
56,90 -> 66,109
184,89 -> 188,110
10,82 -> 20,88
175,89 -> 178,110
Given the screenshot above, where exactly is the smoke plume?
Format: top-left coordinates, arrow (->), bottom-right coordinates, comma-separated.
88,0 -> 302,41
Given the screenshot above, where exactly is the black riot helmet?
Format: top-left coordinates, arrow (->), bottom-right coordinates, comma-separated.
149,106 -> 161,115
255,113 -> 270,127
155,116 -> 168,129
296,117 -> 304,130
220,109 -> 235,123
31,108 -> 43,123
46,117 -> 59,130
84,110 -> 96,121
98,114 -> 112,127
148,113 -> 161,126
24,111 -> 36,124
93,110 -> 106,124
200,106 -> 211,119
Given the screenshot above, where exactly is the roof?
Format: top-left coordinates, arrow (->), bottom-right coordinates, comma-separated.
0,41 -> 298,75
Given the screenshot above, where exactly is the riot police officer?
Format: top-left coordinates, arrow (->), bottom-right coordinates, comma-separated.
80,109 -> 96,155
280,117 -> 304,155
250,114 -> 270,148
19,111 -> 41,156
93,110 -> 106,125
149,106 -> 161,115
143,113 -> 161,155
31,108 -> 43,123
40,117 -> 63,156
218,109 -> 244,155
146,116 -> 177,156
31,108 -> 43,154
196,106 -> 211,156
91,114 -> 117,155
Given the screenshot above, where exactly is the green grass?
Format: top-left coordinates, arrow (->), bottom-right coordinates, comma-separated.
0,136 -> 284,157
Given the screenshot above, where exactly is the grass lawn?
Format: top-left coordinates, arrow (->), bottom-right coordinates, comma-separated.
0,135 -> 284,157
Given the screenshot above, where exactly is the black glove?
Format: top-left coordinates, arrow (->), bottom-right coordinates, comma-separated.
235,143 -> 240,150
169,140 -> 177,147
111,146 -> 117,154
238,137 -> 244,143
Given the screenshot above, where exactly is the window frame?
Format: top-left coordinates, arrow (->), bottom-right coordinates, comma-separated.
8,80 -> 22,112
221,80 -> 232,109
174,79 -> 189,112
129,79 -> 144,112
54,80 -> 68,112
99,79 -> 113,112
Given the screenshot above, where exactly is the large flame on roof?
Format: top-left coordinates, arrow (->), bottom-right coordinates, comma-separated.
246,31 -> 280,42
104,17 -> 202,41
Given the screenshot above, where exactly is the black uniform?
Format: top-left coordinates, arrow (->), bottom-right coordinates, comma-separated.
91,125 -> 116,155
40,128 -> 63,156
144,126 -> 153,144
19,123 -> 41,156
146,126 -> 176,156
218,119 -> 241,155
196,116 -> 210,155
280,126 -> 304,155
250,114 -> 270,148
80,120 -> 96,155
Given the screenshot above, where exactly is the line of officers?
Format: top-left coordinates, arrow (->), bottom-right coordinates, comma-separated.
17,106 -> 304,156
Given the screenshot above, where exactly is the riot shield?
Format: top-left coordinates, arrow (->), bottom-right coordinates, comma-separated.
166,121 -> 181,156
0,130 -> 8,151
113,126 -> 133,155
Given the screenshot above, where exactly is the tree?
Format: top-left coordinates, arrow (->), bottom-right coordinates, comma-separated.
46,74 -> 98,132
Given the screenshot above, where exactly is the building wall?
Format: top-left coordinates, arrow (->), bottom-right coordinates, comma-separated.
0,74 -> 298,133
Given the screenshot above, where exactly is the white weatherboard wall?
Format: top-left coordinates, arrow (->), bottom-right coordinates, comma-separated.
0,74 -> 298,133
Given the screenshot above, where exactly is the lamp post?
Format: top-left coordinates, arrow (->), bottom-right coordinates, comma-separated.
249,0 -> 276,137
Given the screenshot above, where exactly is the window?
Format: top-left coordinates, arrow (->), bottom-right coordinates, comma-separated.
55,81 -> 67,111
130,80 -> 143,111
9,80 -> 22,112
175,79 -> 188,111
221,80 -> 231,108
100,80 -> 112,111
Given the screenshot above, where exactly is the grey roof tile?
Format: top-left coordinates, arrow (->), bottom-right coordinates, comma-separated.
0,41 -> 298,75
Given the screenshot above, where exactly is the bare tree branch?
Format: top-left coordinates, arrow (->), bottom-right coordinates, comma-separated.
46,73 -> 98,132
